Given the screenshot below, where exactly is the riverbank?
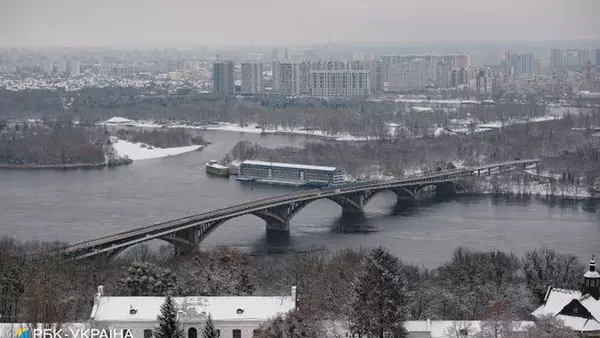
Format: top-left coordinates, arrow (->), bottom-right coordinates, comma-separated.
110,137 -> 204,161
0,157 -> 134,170
0,163 -> 109,169
460,174 -> 599,200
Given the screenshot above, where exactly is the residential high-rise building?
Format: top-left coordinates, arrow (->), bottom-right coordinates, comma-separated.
435,55 -> 456,87
454,55 -> 470,68
55,60 -> 67,73
451,67 -> 473,87
67,59 -> 80,74
212,60 -> 235,95
475,68 -> 493,97
40,59 -> 53,74
566,49 -> 579,67
508,53 -> 539,75
241,62 -> 263,94
308,70 -> 370,97
550,49 -> 565,69
577,49 -> 590,66
388,58 -> 428,92
351,59 -> 381,92
273,61 -> 301,95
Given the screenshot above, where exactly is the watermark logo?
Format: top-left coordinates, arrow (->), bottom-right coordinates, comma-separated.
31,328 -> 132,338
17,328 -> 31,338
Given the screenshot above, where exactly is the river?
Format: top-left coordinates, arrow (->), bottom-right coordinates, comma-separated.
0,130 -> 598,268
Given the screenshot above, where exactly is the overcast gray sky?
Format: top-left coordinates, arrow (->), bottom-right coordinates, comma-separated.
0,0 -> 598,47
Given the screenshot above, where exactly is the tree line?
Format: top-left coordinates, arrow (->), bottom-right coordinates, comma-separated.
0,122 -> 107,166
2,88 -> 590,139
113,128 -> 206,148
223,113 -> 600,190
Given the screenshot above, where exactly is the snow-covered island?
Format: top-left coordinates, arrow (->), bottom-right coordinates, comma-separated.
109,137 -> 203,161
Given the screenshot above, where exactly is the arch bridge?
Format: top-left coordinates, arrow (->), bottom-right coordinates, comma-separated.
59,159 -> 538,260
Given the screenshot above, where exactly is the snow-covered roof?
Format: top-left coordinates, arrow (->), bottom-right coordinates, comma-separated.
532,287 -> 600,332
241,160 -> 340,172
91,290 -> 295,323
532,287 -> 583,317
105,117 -> 133,124
581,294 -> 600,325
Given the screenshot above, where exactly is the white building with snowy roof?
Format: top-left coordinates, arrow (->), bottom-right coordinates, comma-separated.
531,257 -> 600,335
89,286 -> 297,338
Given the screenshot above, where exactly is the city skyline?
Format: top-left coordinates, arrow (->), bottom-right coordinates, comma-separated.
1,0 -> 599,48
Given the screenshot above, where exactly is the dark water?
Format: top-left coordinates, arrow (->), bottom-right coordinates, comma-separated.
1,131 -> 598,268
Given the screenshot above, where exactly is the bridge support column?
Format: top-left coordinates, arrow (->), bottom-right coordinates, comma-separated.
254,205 -> 293,231
329,191 -> 375,215
170,228 -> 200,255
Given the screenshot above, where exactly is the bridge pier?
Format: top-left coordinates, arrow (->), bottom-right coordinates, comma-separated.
253,201 -> 312,232
328,191 -> 374,214
169,228 -> 200,255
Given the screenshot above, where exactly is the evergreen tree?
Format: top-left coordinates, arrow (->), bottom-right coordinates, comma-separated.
350,246 -> 410,338
122,262 -> 178,296
203,314 -> 219,338
154,295 -> 184,338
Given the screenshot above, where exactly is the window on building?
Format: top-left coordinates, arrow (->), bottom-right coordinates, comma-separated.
188,328 -> 197,338
143,330 -> 153,338
232,329 -> 241,338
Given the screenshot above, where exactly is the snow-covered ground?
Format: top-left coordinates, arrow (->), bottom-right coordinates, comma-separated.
101,114 -> 561,143
103,118 -> 375,141
110,137 -> 202,161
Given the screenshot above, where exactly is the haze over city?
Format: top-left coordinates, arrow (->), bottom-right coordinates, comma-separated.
1,0 -> 599,47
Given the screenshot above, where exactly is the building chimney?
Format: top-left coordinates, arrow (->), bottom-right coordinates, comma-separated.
291,286 -> 297,308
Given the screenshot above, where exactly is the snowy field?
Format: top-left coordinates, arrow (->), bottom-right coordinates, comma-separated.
110,137 -> 202,160
102,115 -> 560,142
103,118 -> 374,141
